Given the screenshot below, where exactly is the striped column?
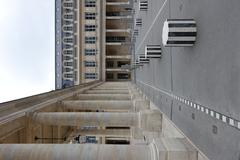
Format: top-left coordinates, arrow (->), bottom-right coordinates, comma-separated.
133,29 -> 139,36
135,18 -> 142,26
162,19 -> 197,47
145,45 -> 162,58
138,54 -> 150,64
139,0 -> 148,11
133,60 -> 144,67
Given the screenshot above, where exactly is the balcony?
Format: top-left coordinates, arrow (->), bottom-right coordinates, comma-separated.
106,55 -> 131,59
106,29 -> 131,33
106,36 -> 131,45
106,0 -> 130,6
106,68 -> 130,72
106,12 -> 132,19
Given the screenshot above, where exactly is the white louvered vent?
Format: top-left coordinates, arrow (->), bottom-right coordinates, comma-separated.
145,45 -> 161,58
162,19 -> 197,47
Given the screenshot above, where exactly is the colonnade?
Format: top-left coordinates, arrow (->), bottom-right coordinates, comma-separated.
0,82 -> 198,160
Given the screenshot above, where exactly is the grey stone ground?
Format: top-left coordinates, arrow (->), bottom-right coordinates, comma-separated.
133,0 -> 240,159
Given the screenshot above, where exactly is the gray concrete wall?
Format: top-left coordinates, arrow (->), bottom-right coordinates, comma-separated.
133,0 -> 240,159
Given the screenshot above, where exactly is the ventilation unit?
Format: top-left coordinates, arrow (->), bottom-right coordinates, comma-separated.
145,45 -> 161,58
136,18 -> 142,26
139,1 -> 148,11
162,19 -> 197,47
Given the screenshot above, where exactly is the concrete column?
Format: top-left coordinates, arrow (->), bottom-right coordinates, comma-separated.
0,144 -> 151,160
133,99 -> 150,111
77,94 -> 130,100
63,100 -> 132,111
33,112 -> 139,127
77,129 -> 130,137
25,113 -> 34,143
85,90 -> 129,94
91,87 -> 129,90
129,90 -> 143,100
154,138 -> 198,160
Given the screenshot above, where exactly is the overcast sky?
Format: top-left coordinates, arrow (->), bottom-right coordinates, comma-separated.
0,0 -> 55,103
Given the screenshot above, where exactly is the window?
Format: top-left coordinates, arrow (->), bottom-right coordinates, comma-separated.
64,14 -> 74,19
85,73 -> 97,79
63,2 -> 73,7
85,36 -> 96,44
63,26 -> 73,31
85,49 -> 96,55
85,0 -> 96,7
106,36 -> 126,42
117,73 -> 129,80
63,55 -> 72,60
64,38 -> 73,43
65,74 -> 73,78
85,25 -> 96,32
63,50 -> 73,55
106,73 -> 114,80
117,61 -> 129,68
106,61 -> 114,68
64,62 -> 73,66
64,68 -> 72,72
85,12 -> 96,19
85,61 -> 96,67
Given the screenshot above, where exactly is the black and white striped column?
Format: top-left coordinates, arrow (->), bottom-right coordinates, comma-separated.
145,45 -> 162,58
134,60 -> 143,67
134,29 -> 139,36
136,18 -> 142,27
138,54 -> 150,64
139,0 -> 148,11
162,19 -> 197,47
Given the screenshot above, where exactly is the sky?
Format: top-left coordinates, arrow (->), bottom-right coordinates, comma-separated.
0,0 -> 55,103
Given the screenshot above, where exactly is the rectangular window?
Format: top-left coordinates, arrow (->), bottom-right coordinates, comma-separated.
85,73 -> 97,79
106,36 -> 126,43
85,36 -> 96,44
85,25 -> 96,32
106,73 -> 114,80
117,73 -> 129,79
85,0 -> 96,7
85,12 -> 96,19
85,61 -> 96,67
85,49 -> 96,55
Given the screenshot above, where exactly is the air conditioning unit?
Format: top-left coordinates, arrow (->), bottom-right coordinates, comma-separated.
145,45 -> 161,58
162,19 -> 197,47
139,0 -> 148,11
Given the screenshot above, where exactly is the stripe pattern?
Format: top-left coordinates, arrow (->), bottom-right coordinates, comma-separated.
139,0 -> 148,11
138,54 -> 150,63
145,45 -> 162,58
137,80 -> 240,131
162,19 -> 197,47
133,60 -> 143,67
133,29 -> 139,36
136,18 -> 142,26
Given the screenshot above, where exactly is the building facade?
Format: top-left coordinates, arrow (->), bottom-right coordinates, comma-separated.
55,0 -> 132,89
